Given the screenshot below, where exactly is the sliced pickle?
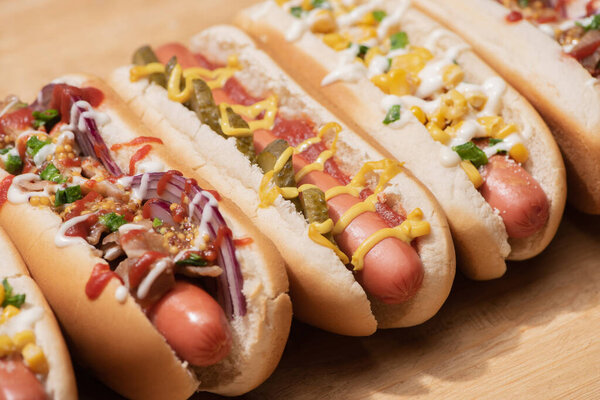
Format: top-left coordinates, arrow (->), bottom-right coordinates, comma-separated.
300,187 -> 333,241
132,45 -> 166,87
257,139 -> 300,211
225,107 -> 257,165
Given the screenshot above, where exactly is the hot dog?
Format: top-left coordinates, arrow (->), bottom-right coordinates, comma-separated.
411,0 -> 600,214
0,76 -> 292,399
110,25 -> 455,335
236,1 -> 567,280
0,227 -> 77,400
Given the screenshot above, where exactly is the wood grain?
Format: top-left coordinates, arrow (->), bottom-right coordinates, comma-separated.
1,1 -> 599,399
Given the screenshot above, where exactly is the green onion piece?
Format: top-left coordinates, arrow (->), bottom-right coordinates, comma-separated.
489,138 -> 503,145
390,31 -> 409,50
40,163 -> 66,183
372,10 -> 387,22
5,154 -> 23,175
99,212 -> 127,232
54,185 -> 82,206
383,105 -> 401,125
32,109 -> 59,129
452,142 -> 488,168
0,148 -> 9,155
517,0 -> 529,7
2,279 -> 25,309
26,136 -> 51,157
311,0 -> 328,8
357,44 -> 369,59
290,6 -> 303,18
152,217 -> 163,228
580,14 -> 600,31
175,253 -> 208,267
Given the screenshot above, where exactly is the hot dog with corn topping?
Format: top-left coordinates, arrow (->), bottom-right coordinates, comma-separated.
110,25 -> 455,335
0,227 -> 77,400
236,0 -> 566,280
0,76 -> 292,399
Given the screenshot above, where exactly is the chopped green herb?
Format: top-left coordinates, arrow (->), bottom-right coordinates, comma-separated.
357,44 -> 369,59
577,14 -> 600,31
517,0 -> 529,7
383,105 -> 401,125
452,142 -> 488,168
26,136 -> 51,157
312,0 -> 328,8
290,6 -> 303,18
152,217 -> 163,228
5,154 -> 23,175
40,163 -> 66,183
2,279 -> 25,309
390,31 -> 409,50
175,253 -> 208,267
54,185 -> 82,206
387,58 -> 392,71
99,212 -> 127,232
372,10 -> 387,22
32,109 -> 59,130
0,148 -> 9,155
489,138 -> 503,145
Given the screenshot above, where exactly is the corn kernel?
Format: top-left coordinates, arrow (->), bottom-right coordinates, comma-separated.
40,197 -> 50,206
391,53 -> 426,75
64,144 -> 72,152
67,152 -> 75,159
29,196 -> 40,206
22,343 -> 48,375
440,89 -> 468,121
428,109 -> 446,129
311,10 -> 336,34
388,69 -> 412,96
364,46 -> 383,65
169,246 -> 179,254
322,33 -> 350,51
133,215 -> 143,222
442,64 -> 464,89
410,106 -> 427,124
497,123 -> 518,139
58,153 -> 66,160
4,136 -> 10,143
177,233 -> 185,240
509,143 -> 529,164
275,0 -> 287,5
466,91 -> 487,110
55,145 -> 64,153
359,26 -> 377,42
477,116 -> 503,137
359,11 -> 377,26
460,160 -> 483,188
426,122 -> 450,144
12,330 -> 35,351
0,283 -> 4,305
169,203 -> 177,211
301,0 -> 312,10
0,335 -> 14,357
1,305 -> 20,322
186,233 -> 194,241
165,232 -> 175,239
411,47 -> 434,62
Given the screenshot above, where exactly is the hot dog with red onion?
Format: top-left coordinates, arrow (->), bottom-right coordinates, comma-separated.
0,76 -> 292,399
236,3 -> 566,279
110,25 -> 456,335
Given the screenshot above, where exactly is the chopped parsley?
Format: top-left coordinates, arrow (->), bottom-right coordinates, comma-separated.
452,142 -> 488,168
2,279 -> 25,309
99,213 -> 127,232
383,105 -> 401,125
175,253 -> 208,267
40,163 -> 66,183
54,185 -> 82,206
390,31 -> 409,50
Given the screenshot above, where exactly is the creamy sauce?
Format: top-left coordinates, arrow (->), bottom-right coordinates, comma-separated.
0,97 -> 19,118
0,306 -> 44,337
415,45 -> 469,98
376,0 -> 409,39
321,43 -> 367,85
134,160 -> 164,174
7,174 -> 57,204
137,259 -> 170,299
114,285 -> 129,303
33,143 -> 56,167
131,173 -> 149,201
118,223 -> 150,234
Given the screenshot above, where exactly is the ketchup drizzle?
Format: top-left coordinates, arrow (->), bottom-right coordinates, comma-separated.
111,136 -> 163,151
0,175 -> 14,209
85,263 -> 123,300
128,144 -> 153,175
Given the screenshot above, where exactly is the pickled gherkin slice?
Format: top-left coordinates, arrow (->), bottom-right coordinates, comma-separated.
300,188 -> 334,242
257,139 -> 300,211
188,79 -> 223,135
132,45 -> 166,87
225,108 -> 257,165
165,56 -> 185,92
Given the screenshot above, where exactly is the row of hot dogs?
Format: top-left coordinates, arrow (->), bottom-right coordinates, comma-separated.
1,0 -> 594,398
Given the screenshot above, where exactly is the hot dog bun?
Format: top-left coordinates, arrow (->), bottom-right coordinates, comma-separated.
412,0 -> 600,214
0,227 -> 77,400
235,1 -> 566,279
0,75 -> 292,399
109,25 -> 455,335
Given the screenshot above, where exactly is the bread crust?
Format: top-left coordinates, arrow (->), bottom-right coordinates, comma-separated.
0,228 -> 78,400
109,25 -> 456,333
412,0 -> 600,214
235,1 -> 566,277
0,75 -> 291,398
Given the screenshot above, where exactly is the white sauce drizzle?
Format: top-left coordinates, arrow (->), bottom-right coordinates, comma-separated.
33,143 -> 56,167
198,191 -> 218,240
136,259 -> 170,299
55,213 -> 97,248
7,174 -> 58,204
439,146 -> 462,167
114,286 -> 128,303
130,173 -> 149,202
321,43 -> 367,85
377,0 -> 409,39
423,29 -> 453,51
0,306 -> 44,337
338,0 -> 382,28
118,223 -> 150,235
134,160 -> 164,174
415,45 -> 469,98
0,148 -> 19,164
368,55 -> 391,78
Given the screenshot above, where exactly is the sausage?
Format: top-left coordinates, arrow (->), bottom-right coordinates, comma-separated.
155,43 -> 208,70
0,358 -> 47,400
480,155 -> 549,238
147,281 -> 232,367
254,129 -> 424,304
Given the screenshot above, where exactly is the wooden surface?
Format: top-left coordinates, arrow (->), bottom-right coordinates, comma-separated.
2,1 -> 600,399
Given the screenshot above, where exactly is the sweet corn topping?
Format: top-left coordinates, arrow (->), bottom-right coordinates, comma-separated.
460,161 -> 484,188
12,330 -> 35,351
22,343 -> 48,375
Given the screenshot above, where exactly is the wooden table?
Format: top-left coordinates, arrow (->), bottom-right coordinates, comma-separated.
2,1 -> 599,399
